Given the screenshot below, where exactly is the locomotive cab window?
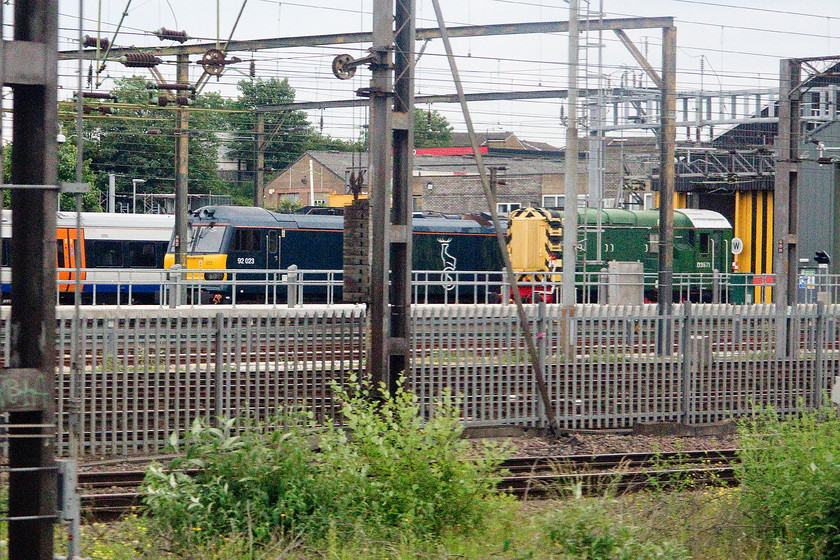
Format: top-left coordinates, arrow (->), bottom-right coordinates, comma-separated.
699,232 -> 710,256
190,224 -> 227,254
231,228 -> 262,252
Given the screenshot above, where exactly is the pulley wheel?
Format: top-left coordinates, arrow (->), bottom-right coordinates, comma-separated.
201,48 -> 226,76
332,54 -> 356,80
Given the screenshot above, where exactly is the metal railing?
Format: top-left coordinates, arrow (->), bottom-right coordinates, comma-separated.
0,301 -> 834,456
44,267 -> 840,306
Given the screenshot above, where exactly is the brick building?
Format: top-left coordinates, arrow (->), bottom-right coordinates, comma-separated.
264,130 -> 593,214
263,151 -> 368,209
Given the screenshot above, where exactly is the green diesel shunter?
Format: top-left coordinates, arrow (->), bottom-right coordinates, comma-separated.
506,207 -> 734,302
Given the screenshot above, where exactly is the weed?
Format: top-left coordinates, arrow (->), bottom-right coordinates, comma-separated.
738,404 -> 840,560
542,483 -> 691,560
143,378 -> 514,552
318,376 -> 515,539
144,413 -> 324,552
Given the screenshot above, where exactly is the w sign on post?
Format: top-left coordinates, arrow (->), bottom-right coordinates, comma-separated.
731,237 -> 744,255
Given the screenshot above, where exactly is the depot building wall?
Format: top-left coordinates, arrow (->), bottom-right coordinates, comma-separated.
418,174 -> 542,214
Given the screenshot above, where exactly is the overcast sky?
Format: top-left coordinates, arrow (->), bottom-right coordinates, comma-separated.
53,1 -> 840,147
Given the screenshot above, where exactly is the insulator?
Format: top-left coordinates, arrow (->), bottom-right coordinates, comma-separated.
175,96 -> 192,107
146,128 -> 162,135
249,60 -> 255,78
83,35 -> 109,49
82,91 -> 117,101
87,63 -> 93,87
120,53 -> 162,68
82,105 -> 92,115
97,106 -> 113,115
150,96 -> 168,107
154,28 -> 189,43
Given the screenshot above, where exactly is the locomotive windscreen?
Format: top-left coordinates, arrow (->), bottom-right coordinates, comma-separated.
189,224 -> 227,254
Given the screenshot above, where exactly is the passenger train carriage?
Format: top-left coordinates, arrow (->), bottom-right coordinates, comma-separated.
164,205 -> 502,302
1,210 -> 174,303
506,207 -> 734,302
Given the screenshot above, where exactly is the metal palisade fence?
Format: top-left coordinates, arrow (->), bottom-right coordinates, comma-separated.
0,302 -> 837,456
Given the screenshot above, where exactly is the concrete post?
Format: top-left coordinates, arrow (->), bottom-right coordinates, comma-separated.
657,24 -> 677,354
174,53 -> 189,266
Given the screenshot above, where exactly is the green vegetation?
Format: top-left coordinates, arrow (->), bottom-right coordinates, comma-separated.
226,77 -> 318,178
77,76 -> 228,200
142,378 -> 512,554
52,75 -> 454,209
542,484 -> 691,560
276,198 -> 304,213
414,108 -> 453,148
3,140 -> 101,211
69,398 -> 840,559
737,404 -> 840,560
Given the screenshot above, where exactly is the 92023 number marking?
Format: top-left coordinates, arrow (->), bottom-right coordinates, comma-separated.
237,257 -> 255,265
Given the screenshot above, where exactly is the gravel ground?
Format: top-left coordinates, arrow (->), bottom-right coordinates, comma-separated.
76,431 -> 742,471
507,432 -> 740,457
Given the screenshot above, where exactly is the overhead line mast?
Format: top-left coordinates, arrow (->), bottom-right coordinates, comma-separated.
58,18 -> 675,60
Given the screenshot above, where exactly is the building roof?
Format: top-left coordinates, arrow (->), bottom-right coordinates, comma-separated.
606,137 -> 657,148
308,150 -> 369,179
274,149 -> 568,180
450,131 -> 516,147
449,131 -> 559,151
413,152 -> 565,175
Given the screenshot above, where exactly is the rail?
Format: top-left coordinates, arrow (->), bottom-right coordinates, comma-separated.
76,449 -> 741,518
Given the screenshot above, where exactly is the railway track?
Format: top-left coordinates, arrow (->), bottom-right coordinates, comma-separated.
497,448 -> 739,497
77,449 -> 740,519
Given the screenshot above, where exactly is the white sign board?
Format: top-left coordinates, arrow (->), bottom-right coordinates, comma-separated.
731,237 -> 744,255
832,376 -> 840,406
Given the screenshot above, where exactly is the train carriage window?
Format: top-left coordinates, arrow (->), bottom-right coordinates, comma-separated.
88,240 -> 123,267
126,241 -> 157,268
267,230 -> 278,253
154,242 -> 168,268
57,239 -> 66,268
1,243 -> 9,266
231,228 -> 262,252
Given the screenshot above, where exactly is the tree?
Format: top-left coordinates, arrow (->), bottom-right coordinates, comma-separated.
414,108 -> 453,148
359,108 -> 453,149
66,76 -> 225,209
57,141 -> 101,211
307,134 -> 363,152
3,141 -> 100,211
227,77 -> 314,176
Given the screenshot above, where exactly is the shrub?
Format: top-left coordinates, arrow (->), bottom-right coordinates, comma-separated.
318,377 -> 513,538
144,415 -> 324,550
542,484 -> 691,560
144,379 -> 512,550
738,405 -> 840,559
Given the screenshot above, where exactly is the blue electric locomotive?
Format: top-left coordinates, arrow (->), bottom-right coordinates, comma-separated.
164,205 -> 502,302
